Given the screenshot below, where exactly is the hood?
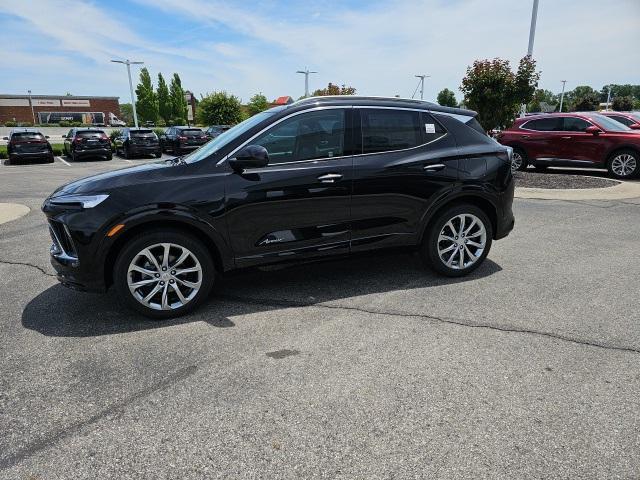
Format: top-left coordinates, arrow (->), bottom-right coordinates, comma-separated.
51,160 -> 178,197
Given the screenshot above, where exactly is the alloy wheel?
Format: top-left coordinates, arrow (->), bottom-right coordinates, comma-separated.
437,213 -> 487,270
127,242 -> 203,311
611,153 -> 637,177
511,152 -> 523,173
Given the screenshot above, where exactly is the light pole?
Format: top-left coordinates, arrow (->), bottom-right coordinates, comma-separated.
521,0 -> 540,117
559,80 -> 567,112
413,75 -> 430,100
27,89 -> 36,125
111,59 -> 144,127
605,85 -> 612,111
296,68 -> 318,98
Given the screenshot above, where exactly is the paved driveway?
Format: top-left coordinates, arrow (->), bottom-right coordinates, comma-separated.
1,159 -> 639,479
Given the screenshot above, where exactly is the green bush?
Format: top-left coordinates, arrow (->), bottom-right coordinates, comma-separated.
0,148 -> 7,159
5,121 -> 17,127
109,129 -> 122,142
51,145 -> 64,155
153,128 -> 166,138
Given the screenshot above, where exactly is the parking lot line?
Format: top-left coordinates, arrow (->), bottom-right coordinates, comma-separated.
122,158 -> 133,163
57,156 -> 71,166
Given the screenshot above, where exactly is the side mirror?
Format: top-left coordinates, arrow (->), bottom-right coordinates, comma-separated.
585,126 -> 601,135
228,145 -> 269,171
2,137 -> 7,140
61,135 -> 66,138
629,123 -> 640,130
45,135 -> 50,139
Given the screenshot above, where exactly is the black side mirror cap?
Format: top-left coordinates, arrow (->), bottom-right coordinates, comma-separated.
228,145 -> 269,171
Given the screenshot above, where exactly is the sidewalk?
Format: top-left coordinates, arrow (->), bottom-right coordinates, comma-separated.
515,180 -> 640,201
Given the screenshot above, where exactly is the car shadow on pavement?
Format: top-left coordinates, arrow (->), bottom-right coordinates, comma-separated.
22,250 -> 502,338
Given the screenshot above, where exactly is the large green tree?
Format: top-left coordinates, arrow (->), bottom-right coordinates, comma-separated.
157,73 -> 171,125
612,96 -> 634,111
528,89 -> 558,112
312,83 -> 356,96
135,67 -> 158,123
566,86 -> 600,111
169,73 -> 188,124
436,88 -> 457,107
460,56 -> 540,130
196,92 -> 244,126
247,93 -> 270,116
119,103 -> 133,125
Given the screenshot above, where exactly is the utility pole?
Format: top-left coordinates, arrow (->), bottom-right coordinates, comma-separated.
413,75 -> 430,100
521,0 -> 540,117
27,90 -> 35,125
559,80 -> 567,112
111,59 -> 144,128
296,68 -> 318,98
605,85 -> 612,111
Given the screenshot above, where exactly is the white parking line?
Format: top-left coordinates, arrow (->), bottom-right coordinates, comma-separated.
57,156 -> 71,166
122,158 -> 133,163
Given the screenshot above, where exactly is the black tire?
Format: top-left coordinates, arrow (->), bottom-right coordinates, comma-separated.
71,151 -> 77,162
123,144 -> 130,159
421,203 -> 493,277
607,149 -> 639,179
47,154 -> 55,163
511,147 -> 528,172
113,229 -> 215,319
106,153 -> 113,161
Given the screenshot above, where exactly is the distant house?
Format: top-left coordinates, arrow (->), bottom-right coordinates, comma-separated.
272,96 -> 294,106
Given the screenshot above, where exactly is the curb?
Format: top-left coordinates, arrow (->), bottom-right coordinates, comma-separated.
0,203 -> 30,225
515,181 -> 640,200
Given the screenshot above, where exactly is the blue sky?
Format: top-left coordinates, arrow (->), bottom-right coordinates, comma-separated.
1,0 -> 638,104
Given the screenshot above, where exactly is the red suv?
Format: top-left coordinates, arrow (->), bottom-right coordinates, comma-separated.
598,111 -> 640,129
497,113 -> 640,179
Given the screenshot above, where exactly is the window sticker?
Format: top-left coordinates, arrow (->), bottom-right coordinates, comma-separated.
425,123 -> 436,134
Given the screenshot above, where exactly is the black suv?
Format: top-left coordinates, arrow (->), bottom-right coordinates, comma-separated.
160,126 -> 208,154
114,128 -> 162,159
43,97 -> 515,318
62,128 -> 112,161
4,128 -> 54,164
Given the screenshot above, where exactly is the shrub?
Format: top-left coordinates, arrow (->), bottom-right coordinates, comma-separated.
196,92 -> 243,126
51,145 -> 63,155
109,129 -> 122,142
0,148 -> 7,159
5,121 -> 17,127
153,128 -> 166,138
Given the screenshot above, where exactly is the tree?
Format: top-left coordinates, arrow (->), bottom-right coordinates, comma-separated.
312,83 -> 356,96
565,86 -> 599,111
157,73 -> 171,125
612,96 -> 634,111
460,56 -> 540,130
119,103 -> 133,125
436,88 -> 457,107
135,68 -> 158,123
196,92 -> 244,126
169,73 -> 188,124
528,89 -> 558,112
247,93 -> 270,116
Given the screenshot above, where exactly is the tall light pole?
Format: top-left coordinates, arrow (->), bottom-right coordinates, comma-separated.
111,59 -> 144,128
605,85 -> 612,111
296,68 -> 318,98
413,75 -> 430,100
521,0 -> 540,117
27,89 -> 36,125
559,80 -> 567,112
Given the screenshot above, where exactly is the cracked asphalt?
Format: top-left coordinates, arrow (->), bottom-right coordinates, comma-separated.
1,159 -> 640,479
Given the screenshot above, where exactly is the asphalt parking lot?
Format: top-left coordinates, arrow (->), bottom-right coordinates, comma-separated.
1,157 -> 640,479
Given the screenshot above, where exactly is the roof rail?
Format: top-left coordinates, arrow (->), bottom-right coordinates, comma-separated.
293,95 -> 438,106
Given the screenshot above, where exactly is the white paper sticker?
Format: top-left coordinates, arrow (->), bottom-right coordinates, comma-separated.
425,123 -> 436,134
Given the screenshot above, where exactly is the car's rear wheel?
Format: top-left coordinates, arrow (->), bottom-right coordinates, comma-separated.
511,148 -> 528,172
608,150 -> 639,179
421,204 -> 493,277
113,230 -> 215,319
47,153 -> 55,163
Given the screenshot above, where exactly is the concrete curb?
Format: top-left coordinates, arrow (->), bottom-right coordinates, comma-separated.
515,181 -> 640,200
0,203 -> 30,224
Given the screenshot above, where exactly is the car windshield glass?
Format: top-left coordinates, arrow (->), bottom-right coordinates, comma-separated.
591,114 -> 631,132
180,129 -> 204,137
183,110 -> 277,163
630,113 -> 640,123
77,131 -> 105,138
12,132 -> 44,141
130,129 -> 154,137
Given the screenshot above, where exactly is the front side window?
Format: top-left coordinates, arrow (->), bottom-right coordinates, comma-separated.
250,109 -> 345,164
362,109 -> 421,153
522,117 -> 562,131
562,117 -> 591,132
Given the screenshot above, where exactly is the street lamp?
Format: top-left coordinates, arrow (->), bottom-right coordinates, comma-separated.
296,68 -> 318,98
412,75 -> 430,100
27,89 -> 35,125
520,0 -> 540,117
605,85 -> 613,111
559,80 -> 567,112
111,59 -> 144,128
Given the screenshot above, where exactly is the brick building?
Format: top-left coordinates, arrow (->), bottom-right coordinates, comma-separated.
0,94 -> 120,125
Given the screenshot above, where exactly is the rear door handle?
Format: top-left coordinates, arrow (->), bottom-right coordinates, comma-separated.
317,173 -> 343,183
521,135 -> 530,139
423,164 -> 446,173
561,136 -> 572,139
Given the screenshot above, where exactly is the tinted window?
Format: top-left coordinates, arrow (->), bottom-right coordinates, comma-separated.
590,114 -> 631,132
130,129 -> 155,137
11,132 -> 44,141
522,118 -> 562,131
607,115 -> 633,127
179,129 -> 205,137
251,109 -> 345,164
562,117 -> 591,132
421,113 -> 447,142
362,109 -> 421,153
76,131 -> 105,138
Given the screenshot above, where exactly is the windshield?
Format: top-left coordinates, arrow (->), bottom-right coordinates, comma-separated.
184,110 -> 278,163
591,114 -> 632,132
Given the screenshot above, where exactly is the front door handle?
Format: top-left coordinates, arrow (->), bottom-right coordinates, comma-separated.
317,173 -> 343,183
561,136 -> 572,139
423,164 -> 446,173
521,135 -> 530,139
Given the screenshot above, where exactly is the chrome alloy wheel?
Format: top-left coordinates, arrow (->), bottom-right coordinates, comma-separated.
437,213 -> 487,270
611,153 -> 637,177
127,243 -> 202,311
511,151 -> 523,173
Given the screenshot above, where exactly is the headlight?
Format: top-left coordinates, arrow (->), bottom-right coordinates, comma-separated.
49,194 -> 109,209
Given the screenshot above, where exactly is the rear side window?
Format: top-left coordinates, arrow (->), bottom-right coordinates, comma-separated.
562,117 -> 591,132
421,113 -> 447,142
464,118 -> 486,135
361,109 -> 422,153
522,118 -> 562,131
607,115 -> 633,127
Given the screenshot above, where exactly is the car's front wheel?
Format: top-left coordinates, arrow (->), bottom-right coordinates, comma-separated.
113,230 -> 215,319
608,149 -> 639,179
421,204 -> 493,277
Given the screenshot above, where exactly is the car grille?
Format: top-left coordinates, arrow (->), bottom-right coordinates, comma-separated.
48,220 -> 78,262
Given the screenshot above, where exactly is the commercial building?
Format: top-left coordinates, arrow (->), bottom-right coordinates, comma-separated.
0,94 -> 121,125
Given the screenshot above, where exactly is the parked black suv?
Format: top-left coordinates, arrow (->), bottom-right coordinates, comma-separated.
43,97 -> 515,318
4,128 -> 54,164
62,128 -> 112,161
160,126 -> 208,154
114,128 -> 162,159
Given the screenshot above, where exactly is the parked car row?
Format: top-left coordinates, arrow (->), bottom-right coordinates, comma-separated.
497,112 -> 640,179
